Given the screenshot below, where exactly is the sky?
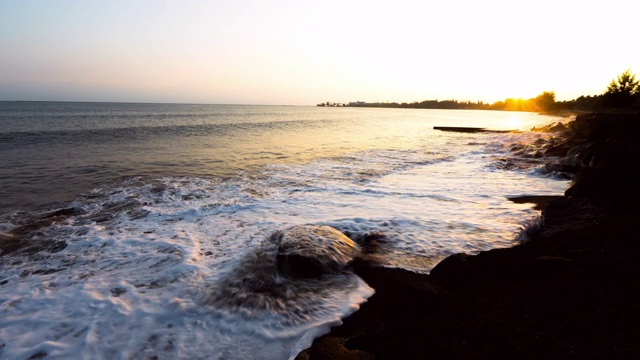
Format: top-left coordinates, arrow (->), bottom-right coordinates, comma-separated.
1,0 -> 638,105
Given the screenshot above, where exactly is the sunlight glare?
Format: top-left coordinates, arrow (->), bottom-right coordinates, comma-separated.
507,116 -> 524,131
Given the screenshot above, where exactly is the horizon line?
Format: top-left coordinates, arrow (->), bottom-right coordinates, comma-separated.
0,100 -> 307,107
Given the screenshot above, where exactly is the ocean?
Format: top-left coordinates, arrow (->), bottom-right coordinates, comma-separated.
0,102 -> 569,359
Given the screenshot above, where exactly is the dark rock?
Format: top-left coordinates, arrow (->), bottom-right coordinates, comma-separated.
507,195 -> 564,210
353,231 -> 388,254
543,140 -> 571,157
276,254 -> 330,278
565,167 -> 640,206
548,122 -> 566,132
541,163 -> 580,175
434,126 -> 486,133
588,140 -> 640,168
564,142 -> 596,167
531,121 -> 566,133
428,253 -> 469,286
274,225 -> 359,278
534,138 -> 546,145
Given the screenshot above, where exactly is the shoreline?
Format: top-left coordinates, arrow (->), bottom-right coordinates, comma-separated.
297,112 -> 640,359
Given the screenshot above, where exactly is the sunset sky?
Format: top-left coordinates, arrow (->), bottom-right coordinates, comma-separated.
1,0 -> 638,105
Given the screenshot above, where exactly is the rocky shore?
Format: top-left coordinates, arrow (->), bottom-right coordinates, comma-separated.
297,113 -> 640,359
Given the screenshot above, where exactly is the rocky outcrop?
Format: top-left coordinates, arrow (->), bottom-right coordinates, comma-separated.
297,112 -> 640,359
521,113 -> 640,203
561,114 -> 640,204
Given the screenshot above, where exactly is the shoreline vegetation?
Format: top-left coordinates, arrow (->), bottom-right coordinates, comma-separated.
318,70 -> 640,114
297,112 -> 640,359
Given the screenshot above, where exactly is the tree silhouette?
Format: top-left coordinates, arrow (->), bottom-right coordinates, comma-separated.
532,91 -> 556,111
602,69 -> 639,109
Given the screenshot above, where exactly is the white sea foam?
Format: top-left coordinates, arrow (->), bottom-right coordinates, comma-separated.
0,175 -> 374,359
0,123 -> 569,359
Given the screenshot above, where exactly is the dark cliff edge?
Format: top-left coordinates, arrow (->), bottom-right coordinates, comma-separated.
297,113 -> 640,359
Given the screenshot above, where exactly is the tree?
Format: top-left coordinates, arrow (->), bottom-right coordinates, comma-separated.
602,69 -> 639,109
532,91 -> 556,111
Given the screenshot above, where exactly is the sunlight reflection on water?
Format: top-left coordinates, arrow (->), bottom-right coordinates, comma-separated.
0,103 -> 571,359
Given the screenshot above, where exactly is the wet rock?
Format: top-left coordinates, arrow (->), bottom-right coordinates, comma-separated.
274,225 -> 359,278
543,140 -> 572,157
506,195 -> 564,210
548,122 -> 567,132
531,121 -> 566,133
534,138 -> 546,145
205,226 -> 364,332
353,231 -> 388,255
564,142 -> 596,167
541,163 -> 580,176
510,144 -> 524,152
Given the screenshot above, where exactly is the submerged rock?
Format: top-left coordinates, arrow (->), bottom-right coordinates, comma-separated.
274,225 -> 359,278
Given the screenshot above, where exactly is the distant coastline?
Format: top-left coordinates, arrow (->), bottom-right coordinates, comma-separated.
317,92 -> 591,113
319,71 -> 640,113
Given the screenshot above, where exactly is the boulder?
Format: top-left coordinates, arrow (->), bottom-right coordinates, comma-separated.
274,225 -> 359,278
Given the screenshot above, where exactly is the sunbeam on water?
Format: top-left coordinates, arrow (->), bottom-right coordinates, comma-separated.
0,103 -> 570,359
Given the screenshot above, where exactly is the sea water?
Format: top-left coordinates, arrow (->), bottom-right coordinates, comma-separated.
0,102 -> 569,359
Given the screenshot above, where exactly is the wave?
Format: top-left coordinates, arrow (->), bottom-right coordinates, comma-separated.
0,177 -> 373,359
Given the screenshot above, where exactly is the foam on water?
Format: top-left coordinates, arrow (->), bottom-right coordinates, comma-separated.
0,176 -> 373,359
0,123 -> 569,359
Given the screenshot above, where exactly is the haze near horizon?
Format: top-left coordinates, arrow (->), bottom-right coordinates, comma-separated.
1,0 -> 638,105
